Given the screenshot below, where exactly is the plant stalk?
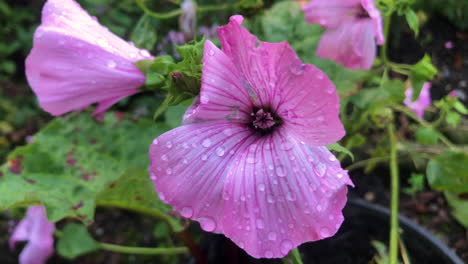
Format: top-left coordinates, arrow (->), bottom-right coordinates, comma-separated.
100,243 -> 189,255
387,123 -> 399,264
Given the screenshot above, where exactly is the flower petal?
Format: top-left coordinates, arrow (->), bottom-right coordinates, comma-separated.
26,0 -> 151,116
183,40 -> 252,124
149,122 -> 256,233
361,0 -> 385,45
317,18 -> 376,70
302,0 -> 361,28
222,132 -> 352,258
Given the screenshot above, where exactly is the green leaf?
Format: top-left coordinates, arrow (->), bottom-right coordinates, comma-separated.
453,101 -> 468,115
165,104 -> 189,128
445,111 -> 461,127
327,143 -> 354,161
444,191 -> 468,228
130,15 -> 158,50
427,152 -> 468,193
409,55 -> 437,101
57,223 -> 100,259
415,127 -> 439,145
403,173 -> 425,196
405,9 -> 420,36
0,113 -> 174,224
237,0 -> 263,9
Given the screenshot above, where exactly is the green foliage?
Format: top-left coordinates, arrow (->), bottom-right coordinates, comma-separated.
415,127 -> 439,145
404,9 -> 420,36
0,113 -> 177,227
415,0 -> 468,30
57,223 -> 100,259
327,143 -> 354,161
131,15 -> 159,50
409,55 -> 437,101
444,192 -> 468,228
403,173 -> 425,196
427,152 -> 468,193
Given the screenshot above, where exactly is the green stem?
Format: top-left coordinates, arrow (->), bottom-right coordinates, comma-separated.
283,248 -> 304,264
100,243 -> 188,255
97,202 -> 178,233
392,105 -> 458,150
135,0 -> 182,19
381,13 -> 392,65
387,123 -> 399,264
197,4 -> 234,13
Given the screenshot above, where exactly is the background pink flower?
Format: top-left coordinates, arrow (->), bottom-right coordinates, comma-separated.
404,82 -> 432,119
302,0 -> 384,70
26,0 -> 153,116
149,15 -> 353,258
10,206 -> 55,264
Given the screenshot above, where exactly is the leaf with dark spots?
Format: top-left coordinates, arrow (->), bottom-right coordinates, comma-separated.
26,179 -> 36,184
8,156 -> 23,174
72,201 -> 84,210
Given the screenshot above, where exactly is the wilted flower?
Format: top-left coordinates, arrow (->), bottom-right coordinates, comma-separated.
302,0 -> 384,70
26,0 -> 152,116
404,82 -> 431,119
149,15 -> 352,258
10,206 -> 55,264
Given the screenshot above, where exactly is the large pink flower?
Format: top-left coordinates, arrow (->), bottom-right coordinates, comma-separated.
149,15 -> 353,258
404,82 -> 431,119
302,0 -> 385,70
26,0 -> 152,116
10,206 -> 55,264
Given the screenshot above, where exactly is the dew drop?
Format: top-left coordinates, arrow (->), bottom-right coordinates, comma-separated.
316,204 -> 323,212
275,165 -> 286,177
201,154 -> 208,161
183,158 -> 189,164
286,192 -> 296,202
337,173 -> 343,179
181,207 -> 193,218
107,60 -> 116,68
166,168 -> 173,175
246,155 -> 256,164
258,183 -> 265,192
97,38 -> 108,48
320,227 -> 330,237
200,95 -> 210,104
229,150 -> 235,155
150,172 -> 157,180
329,155 -> 337,162
256,218 -> 264,229
152,138 -> 159,145
223,128 -> 233,136
209,49 -> 215,56
314,163 -> 326,177
265,251 -> 273,258
166,141 -> 173,148
215,146 -> 226,157
200,217 -> 216,232
267,195 -> 275,204
202,139 -> 212,148
280,240 -> 293,255
140,49 -> 151,57
161,154 -> 168,161
240,195 -> 246,201
268,232 -> 277,241
182,142 -> 189,149
280,141 -> 294,151
326,88 -> 334,94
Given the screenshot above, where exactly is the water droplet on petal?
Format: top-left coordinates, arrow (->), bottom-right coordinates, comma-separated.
201,154 -> 208,161
200,95 -> 210,104
166,168 -> 173,175
107,60 -> 116,68
314,163 -> 326,177
223,128 -> 233,136
320,227 -> 330,237
202,139 -> 212,148
256,218 -> 264,229
286,192 -> 296,201
267,195 -> 275,203
161,154 -> 168,161
337,173 -> 343,179
268,232 -> 277,241
329,155 -> 337,162
280,141 -> 294,151
181,207 -> 193,218
215,146 -> 225,157
150,172 -> 157,180
246,155 -> 256,164
152,138 -> 159,145
275,165 -> 286,177
258,183 -> 265,191
166,141 -> 173,148
280,240 -> 293,255
140,49 -> 151,57
316,204 -> 322,212
265,251 -> 273,258
200,217 -> 216,232
209,49 -> 215,56
183,158 -> 189,164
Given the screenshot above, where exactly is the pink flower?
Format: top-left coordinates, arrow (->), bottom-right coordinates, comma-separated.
149,15 -> 353,258
26,0 -> 152,116
302,0 -> 384,70
404,82 -> 431,119
10,206 -> 55,264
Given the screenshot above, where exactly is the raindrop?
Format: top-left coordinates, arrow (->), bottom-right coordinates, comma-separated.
107,60 -> 116,68
256,218 -> 264,229
314,163 -> 326,177
150,172 -> 157,180
166,168 -> 173,175
267,195 -> 275,204
329,155 -> 337,162
202,139 -> 212,148
223,128 -> 233,136
200,95 -> 210,104
140,50 -> 151,57
320,227 -> 330,237
280,240 -> 293,255
316,204 -> 322,212
201,154 -> 208,161
161,154 -> 168,161
200,217 -> 216,232
152,138 -> 159,145
240,195 -> 246,201
275,165 -> 286,177
326,88 -> 334,94
181,207 -> 193,218
215,146 -> 226,157
280,141 -> 294,151
286,192 -> 296,202
182,142 -> 189,149
229,150 -> 235,155
246,155 -> 256,164
265,251 -> 273,258
209,49 -> 215,56
166,141 -> 173,148
183,158 -> 189,164
337,173 -> 343,179
268,232 -> 277,241
258,183 -> 265,192
97,38 -> 108,48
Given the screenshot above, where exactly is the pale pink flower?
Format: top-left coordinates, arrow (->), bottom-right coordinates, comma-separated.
149,15 -> 353,258
302,0 -> 384,70
26,0 -> 152,116
404,82 -> 431,119
10,206 -> 55,264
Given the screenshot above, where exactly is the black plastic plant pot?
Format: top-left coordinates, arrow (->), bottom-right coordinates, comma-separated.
195,199 -> 464,264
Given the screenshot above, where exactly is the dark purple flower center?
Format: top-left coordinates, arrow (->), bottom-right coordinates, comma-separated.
357,6 -> 370,19
249,107 -> 282,135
